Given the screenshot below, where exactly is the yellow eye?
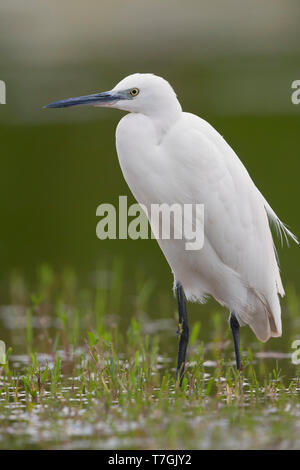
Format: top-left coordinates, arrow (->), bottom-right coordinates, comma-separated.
129,88 -> 139,97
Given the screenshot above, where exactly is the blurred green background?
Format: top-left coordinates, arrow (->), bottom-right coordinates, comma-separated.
0,0 -> 299,325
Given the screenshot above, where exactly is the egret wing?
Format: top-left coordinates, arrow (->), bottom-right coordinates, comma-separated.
163,112 -> 294,339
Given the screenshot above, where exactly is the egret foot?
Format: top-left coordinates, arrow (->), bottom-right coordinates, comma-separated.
229,312 -> 242,371
176,283 -> 189,386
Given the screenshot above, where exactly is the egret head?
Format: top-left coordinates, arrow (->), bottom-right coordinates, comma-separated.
45,73 -> 181,117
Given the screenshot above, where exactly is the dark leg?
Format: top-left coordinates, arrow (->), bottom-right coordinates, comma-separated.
176,282 -> 189,385
229,312 -> 242,371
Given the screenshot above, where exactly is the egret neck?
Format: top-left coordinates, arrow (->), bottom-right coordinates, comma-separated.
143,96 -> 182,144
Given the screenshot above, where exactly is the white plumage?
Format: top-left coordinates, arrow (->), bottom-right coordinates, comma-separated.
114,73 -> 297,342
46,73 -> 298,346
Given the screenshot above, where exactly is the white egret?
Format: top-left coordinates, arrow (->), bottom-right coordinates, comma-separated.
45,73 -> 298,383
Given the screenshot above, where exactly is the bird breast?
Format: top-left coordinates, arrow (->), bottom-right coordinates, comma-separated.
116,113 -> 167,206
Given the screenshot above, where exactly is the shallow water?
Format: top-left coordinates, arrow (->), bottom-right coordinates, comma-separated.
1,349 -> 299,449
0,291 -> 299,450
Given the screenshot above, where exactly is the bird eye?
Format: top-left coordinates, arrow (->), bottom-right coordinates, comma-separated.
129,88 -> 139,97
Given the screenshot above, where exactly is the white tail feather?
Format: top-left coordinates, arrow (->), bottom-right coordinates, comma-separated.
262,197 -> 299,247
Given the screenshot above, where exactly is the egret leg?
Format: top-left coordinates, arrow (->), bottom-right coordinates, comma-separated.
176,282 -> 189,385
229,312 -> 242,371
